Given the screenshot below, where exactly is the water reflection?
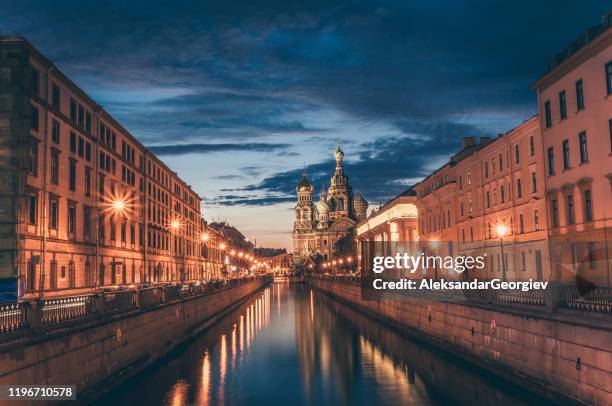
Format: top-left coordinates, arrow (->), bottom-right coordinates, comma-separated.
97,284 -> 552,406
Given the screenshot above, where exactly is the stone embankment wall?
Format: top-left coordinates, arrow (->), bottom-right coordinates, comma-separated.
0,278 -> 270,403
308,277 -> 611,405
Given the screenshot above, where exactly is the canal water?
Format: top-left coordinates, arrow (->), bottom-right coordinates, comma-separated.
96,284 -> 552,406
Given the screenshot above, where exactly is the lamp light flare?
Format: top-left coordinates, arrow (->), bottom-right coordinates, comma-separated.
112,199 -> 126,211
496,224 -> 508,238
200,233 -> 209,242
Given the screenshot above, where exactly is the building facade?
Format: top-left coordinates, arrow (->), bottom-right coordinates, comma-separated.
293,145 -> 368,260
354,189 -> 419,275
413,117 -> 552,282
532,15 -> 612,286
0,37 -> 252,299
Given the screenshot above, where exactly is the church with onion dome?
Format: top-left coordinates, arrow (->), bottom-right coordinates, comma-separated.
293,145 -> 368,259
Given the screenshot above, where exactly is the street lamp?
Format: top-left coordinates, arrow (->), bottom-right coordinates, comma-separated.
170,218 -> 182,283
496,224 -> 508,282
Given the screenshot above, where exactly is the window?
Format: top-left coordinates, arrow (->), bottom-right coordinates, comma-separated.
521,252 -> 526,271
529,136 -> 535,157
547,147 -> 555,176
606,61 -> 612,95
70,131 -> 77,153
566,194 -> 575,225
51,120 -> 60,144
516,178 -> 522,198
583,190 -> 593,222
588,242 -> 596,269
110,219 -> 116,241
562,139 -> 570,170
610,119 -> 612,153
85,167 -> 91,197
51,83 -> 60,108
484,161 -> 489,178
575,79 -> 584,110
84,206 -> 92,237
551,199 -> 559,227
85,112 -> 91,132
467,171 -> 471,185
28,141 -> 38,176
68,204 -> 76,233
121,221 -> 127,243
531,172 -> 537,193
99,175 -> 105,196
28,194 -> 37,225
460,202 -> 464,216
30,105 -> 39,131
78,137 -> 84,157
499,153 -> 503,170
578,131 -> 588,163
49,198 -> 58,230
559,90 -> 567,120
78,104 -> 84,127
69,159 -> 76,191
50,149 -> 59,184
519,214 -> 524,234
544,100 -> 552,128
500,185 -> 505,203
514,144 -> 520,164
31,68 -> 39,95
70,98 -> 77,121
486,191 -> 490,208
85,142 -> 91,162
98,215 -> 105,239
534,210 -> 540,230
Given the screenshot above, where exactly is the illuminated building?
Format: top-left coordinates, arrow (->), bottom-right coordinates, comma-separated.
293,145 -> 368,260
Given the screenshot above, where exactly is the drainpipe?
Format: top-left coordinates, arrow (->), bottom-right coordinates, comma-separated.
38,64 -> 53,298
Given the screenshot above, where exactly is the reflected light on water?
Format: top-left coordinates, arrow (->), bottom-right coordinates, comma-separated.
197,351 -> 210,405
98,285 -> 542,406
167,380 -> 188,406
219,334 -> 227,403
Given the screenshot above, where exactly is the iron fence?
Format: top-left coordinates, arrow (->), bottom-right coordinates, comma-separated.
0,302 -> 28,333
41,295 -> 96,325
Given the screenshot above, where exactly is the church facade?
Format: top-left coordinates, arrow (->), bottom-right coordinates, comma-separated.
292,146 -> 368,259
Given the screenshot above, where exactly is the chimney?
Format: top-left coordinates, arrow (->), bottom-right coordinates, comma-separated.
480,136 -> 492,146
462,137 -> 476,149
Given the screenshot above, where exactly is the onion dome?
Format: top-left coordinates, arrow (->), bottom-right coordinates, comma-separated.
334,144 -> 344,161
354,192 -> 367,205
297,171 -> 313,192
316,199 -> 329,215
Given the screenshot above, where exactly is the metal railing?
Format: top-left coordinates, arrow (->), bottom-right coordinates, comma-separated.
41,295 -> 96,325
0,302 -> 28,333
0,276 -> 271,338
137,287 -> 164,308
103,290 -> 136,314
561,286 -> 612,314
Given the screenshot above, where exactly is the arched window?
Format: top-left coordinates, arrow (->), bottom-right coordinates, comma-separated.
338,198 -> 344,211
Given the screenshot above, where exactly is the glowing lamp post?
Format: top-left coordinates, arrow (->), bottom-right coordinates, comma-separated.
170,219 -> 181,283
496,224 -> 508,282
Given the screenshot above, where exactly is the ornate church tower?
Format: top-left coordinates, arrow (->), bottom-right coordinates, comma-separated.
293,170 -> 315,254
353,192 -> 368,221
327,145 -> 351,221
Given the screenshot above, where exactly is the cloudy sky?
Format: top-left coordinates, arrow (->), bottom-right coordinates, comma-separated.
2,1 -> 608,249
